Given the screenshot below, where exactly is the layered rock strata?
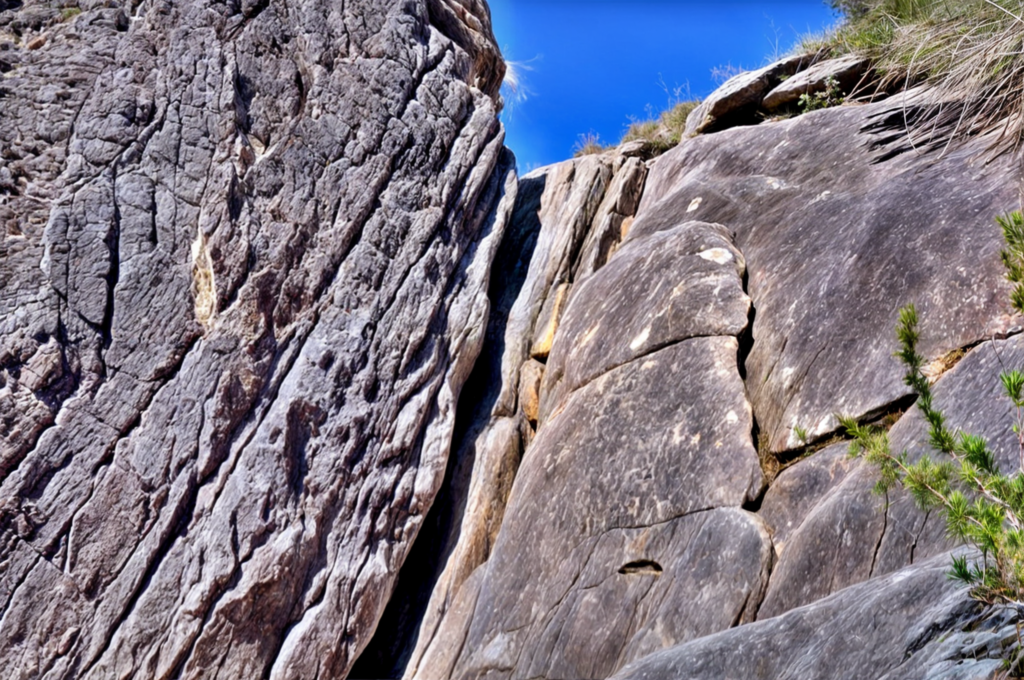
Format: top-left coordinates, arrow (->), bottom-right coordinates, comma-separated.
358,150 -> 651,680
4,0 -> 1024,678
0,0 -> 514,678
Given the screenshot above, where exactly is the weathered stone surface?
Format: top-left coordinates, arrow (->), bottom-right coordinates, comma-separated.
358,151 -> 648,679
0,0 -> 515,677
405,91 -> 1024,680
756,461 -> 890,619
517,358 -> 544,426
8,1 -> 1024,676
447,337 -> 766,679
460,508 -> 772,680
610,553 -> 993,680
757,441 -> 860,558
758,334 -> 1024,621
684,54 -> 815,136
762,55 -> 871,111
637,93 -> 1022,453
878,606 -> 1019,680
540,220 -> 750,421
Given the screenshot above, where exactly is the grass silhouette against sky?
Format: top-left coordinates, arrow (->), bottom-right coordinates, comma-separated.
489,0 -> 839,172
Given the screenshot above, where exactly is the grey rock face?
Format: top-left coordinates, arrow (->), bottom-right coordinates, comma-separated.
0,0 -> 514,678
386,151 -> 649,680
762,55 -> 872,111
409,89 -> 1024,679
758,334 -> 1024,621
450,338 -> 767,680
421,156 -> 766,680
539,220 -> 751,422
638,93 -> 1021,453
757,442 -> 861,559
6,0 -> 1023,675
610,553 -> 995,680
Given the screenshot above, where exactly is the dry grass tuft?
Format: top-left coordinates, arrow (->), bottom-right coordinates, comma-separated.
619,99 -> 701,155
818,0 -> 1024,153
572,132 -> 607,157
757,431 -> 781,484
191,227 -> 217,326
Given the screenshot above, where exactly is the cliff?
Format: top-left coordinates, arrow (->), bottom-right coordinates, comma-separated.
377,77 -> 1024,678
1,1 -> 1023,679
1,0 -> 513,677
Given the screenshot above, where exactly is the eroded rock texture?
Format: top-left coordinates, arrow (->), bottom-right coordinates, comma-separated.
6,1 -> 1024,677
611,553 -> 1004,680
403,88 -> 1023,679
0,0 -> 514,677
358,150 -> 652,680
639,91 -> 1021,454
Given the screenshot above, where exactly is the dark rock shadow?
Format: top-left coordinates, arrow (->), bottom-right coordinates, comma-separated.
350,161 -> 545,678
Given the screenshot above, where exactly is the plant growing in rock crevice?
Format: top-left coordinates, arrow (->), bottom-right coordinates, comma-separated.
798,75 -> 846,113
846,210 -> 1024,624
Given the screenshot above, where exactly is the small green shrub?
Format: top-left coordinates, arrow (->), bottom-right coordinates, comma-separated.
60,7 -> 81,21
798,75 -> 846,113
999,210 -> 1024,314
848,210 -> 1024,615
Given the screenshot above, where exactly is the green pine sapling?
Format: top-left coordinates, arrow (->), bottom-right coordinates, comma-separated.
844,210 -> 1024,615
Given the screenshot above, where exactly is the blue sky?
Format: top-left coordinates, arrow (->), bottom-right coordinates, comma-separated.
488,1 -> 841,172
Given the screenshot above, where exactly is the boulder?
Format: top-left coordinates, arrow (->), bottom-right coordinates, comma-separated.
685,54 -> 816,136
611,553 -> 1000,680
762,55 -> 871,111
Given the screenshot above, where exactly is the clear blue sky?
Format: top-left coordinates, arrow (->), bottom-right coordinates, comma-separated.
488,1 -> 841,172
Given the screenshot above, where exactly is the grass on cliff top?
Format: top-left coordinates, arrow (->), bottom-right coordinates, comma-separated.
573,99 -> 700,158
815,0 -> 1024,151
620,99 -> 701,153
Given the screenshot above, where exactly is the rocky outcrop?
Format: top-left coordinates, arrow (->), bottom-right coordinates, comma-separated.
356,149 -> 651,680
684,54 -> 817,136
402,85 -> 1022,679
611,552 -> 1008,680
759,333 -> 1024,620
5,1 -> 1024,678
0,0 -> 514,678
762,55 -> 871,110
641,91 -> 1020,453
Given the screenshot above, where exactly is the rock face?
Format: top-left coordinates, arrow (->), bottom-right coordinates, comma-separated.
639,92 -> 1021,453
0,0 -> 514,678
396,89 -> 1022,680
381,150 -> 652,680
611,553 -> 1006,680
5,1 -> 1024,678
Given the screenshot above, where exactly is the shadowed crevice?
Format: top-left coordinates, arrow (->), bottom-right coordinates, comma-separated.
350,159 -> 540,679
